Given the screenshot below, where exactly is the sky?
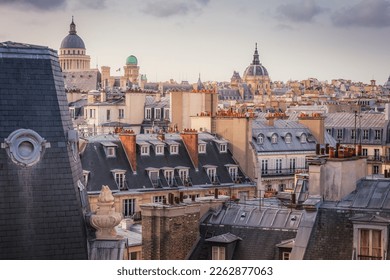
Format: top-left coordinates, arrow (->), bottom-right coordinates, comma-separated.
1,0 -> 390,84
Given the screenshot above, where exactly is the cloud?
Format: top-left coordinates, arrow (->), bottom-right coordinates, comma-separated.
0,0 -> 66,10
276,0 -> 326,23
141,0 -> 210,18
332,0 -> 390,28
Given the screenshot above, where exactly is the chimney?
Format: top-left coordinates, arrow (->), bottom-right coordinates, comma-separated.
119,130 -> 137,174
265,113 -> 275,126
180,129 -> 199,171
100,90 -> 107,102
298,112 -> 326,145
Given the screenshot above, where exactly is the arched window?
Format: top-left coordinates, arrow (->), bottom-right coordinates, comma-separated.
271,133 -> 278,144
300,133 -> 307,143
285,133 -> 292,144
257,134 -> 264,145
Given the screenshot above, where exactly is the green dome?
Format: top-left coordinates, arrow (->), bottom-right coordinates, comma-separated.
126,55 -> 138,65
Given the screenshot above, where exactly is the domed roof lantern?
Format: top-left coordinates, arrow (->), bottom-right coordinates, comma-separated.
69,16 -> 77,35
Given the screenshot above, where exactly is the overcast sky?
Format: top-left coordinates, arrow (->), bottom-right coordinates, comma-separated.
1,0 -> 390,84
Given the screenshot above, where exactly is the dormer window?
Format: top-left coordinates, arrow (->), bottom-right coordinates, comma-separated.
145,108 -> 151,120
102,142 -> 117,158
300,133 -> 307,143
204,165 -> 218,184
271,133 -> 278,144
170,144 -> 179,155
111,169 -> 126,190
83,170 -> 90,186
154,108 -> 161,120
155,145 -> 164,155
198,142 -> 206,154
225,164 -> 239,182
176,167 -> 190,186
214,139 -> 228,153
257,133 -> 264,145
146,168 -> 160,188
163,168 -> 175,186
285,133 -> 292,144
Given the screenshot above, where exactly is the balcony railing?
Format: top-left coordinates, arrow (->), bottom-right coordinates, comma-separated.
366,155 -> 390,163
261,168 -> 308,177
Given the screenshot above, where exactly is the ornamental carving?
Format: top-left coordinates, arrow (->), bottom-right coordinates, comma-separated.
90,185 -> 123,240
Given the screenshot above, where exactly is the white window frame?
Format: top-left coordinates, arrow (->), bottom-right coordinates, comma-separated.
211,246 -> 226,260
257,134 -> 264,145
145,108 -> 152,120
375,130 -> 381,140
285,133 -> 292,144
198,144 -> 206,154
337,129 -> 343,139
118,108 -> 124,119
154,108 -> 161,120
112,170 -> 126,190
141,145 -> 150,156
363,129 -> 369,140
170,144 -> 179,155
178,168 -> 189,184
228,166 -> 238,181
155,145 -> 164,155
261,159 -> 268,175
353,224 -> 388,260
152,195 -> 165,203
207,167 -> 217,183
300,133 -> 307,143
123,198 -> 136,217
276,158 -> 282,174
148,170 -> 160,187
164,108 -> 170,120
219,143 -> 227,153
164,169 -> 175,186
271,134 -> 278,144
89,108 -> 96,119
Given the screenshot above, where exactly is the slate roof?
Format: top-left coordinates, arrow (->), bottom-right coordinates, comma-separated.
81,133 -> 253,193
63,69 -> 101,92
252,119 -> 322,153
0,41 -> 88,259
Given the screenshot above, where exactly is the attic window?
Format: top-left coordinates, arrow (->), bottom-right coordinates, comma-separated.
170,144 -> 179,155
101,142 -> 117,158
285,133 -> 292,144
219,143 -> 227,153
300,133 -> 307,143
146,168 -> 160,188
271,133 -> 278,144
257,133 -> 264,145
83,170 -> 90,186
138,141 -> 150,155
111,169 -> 126,190
198,143 -> 206,154
204,165 -> 218,184
155,145 -> 164,155
225,164 -> 239,182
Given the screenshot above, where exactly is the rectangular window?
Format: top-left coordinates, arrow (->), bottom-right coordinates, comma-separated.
276,159 -> 282,174
119,109 -> 124,119
170,145 -> 179,155
374,149 -> 380,160
115,172 -> 125,190
89,109 -> 96,119
198,144 -> 206,154
106,147 -> 116,158
326,128 -> 331,135
228,166 -> 238,181
362,149 -> 368,156
289,158 -> 296,172
179,169 -> 188,183
145,108 -> 152,120
207,168 -> 217,183
211,246 -> 225,260
359,229 -> 382,260
164,108 -> 170,120
149,171 -> 159,187
141,145 -> 149,155
154,108 -> 161,120
123,198 -> 135,217
373,165 -> 379,174
282,252 -> 290,260
155,145 -> 164,155
153,195 -> 165,203
164,170 -> 174,186
106,109 -> 111,121
219,144 -> 227,153
351,129 -> 356,140
337,129 -> 343,139
261,159 -> 268,175
375,130 -> 381,140
363,129 -> 369,140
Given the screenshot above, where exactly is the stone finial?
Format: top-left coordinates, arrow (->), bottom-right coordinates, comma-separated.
90,185 -> 123,240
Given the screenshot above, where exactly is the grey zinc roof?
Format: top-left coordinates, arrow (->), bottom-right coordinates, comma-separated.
205,232 -> 242,243
63,69 -> 100,92
207,203 -> 302,230
333,179 -> 390,210
324,112 -> 386,128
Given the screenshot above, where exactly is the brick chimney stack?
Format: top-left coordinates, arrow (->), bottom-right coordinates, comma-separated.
180,129 -> 199,171
119,130 -> 137,174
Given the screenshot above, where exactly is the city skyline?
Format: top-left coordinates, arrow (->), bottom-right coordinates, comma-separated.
1,0 -> 390,84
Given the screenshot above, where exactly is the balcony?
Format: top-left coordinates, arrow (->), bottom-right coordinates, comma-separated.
261,168 -> 308,178
366,155 -> 390,163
